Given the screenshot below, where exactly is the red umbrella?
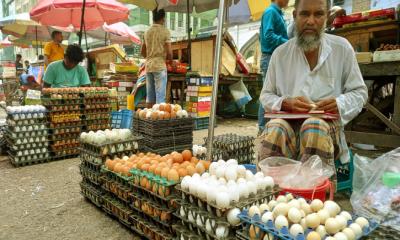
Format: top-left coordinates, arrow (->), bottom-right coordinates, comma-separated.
30,0 -> 129,45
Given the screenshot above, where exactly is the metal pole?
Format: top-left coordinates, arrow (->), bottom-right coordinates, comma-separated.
206,0 -> 227,161
186,0 -> 191,69
35,26 -> 38,57
78,0 -> 87,46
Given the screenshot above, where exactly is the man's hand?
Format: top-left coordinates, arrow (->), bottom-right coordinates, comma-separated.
316,98 -> 339,113
281,96 -> 313,113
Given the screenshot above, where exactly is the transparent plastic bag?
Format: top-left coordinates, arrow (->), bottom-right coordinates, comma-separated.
350,148 -> 400,231
258,155 -> 335,189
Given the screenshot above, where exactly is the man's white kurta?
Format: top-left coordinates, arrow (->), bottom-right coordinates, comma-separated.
260,33 -> 368,163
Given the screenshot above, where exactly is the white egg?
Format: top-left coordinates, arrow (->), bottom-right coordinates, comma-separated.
355,217 -> 369,229
336,215 -> 348,230
317,209 -> 330,224
276,195 -> 287,203
273,203 -> 289,218
201,172 -> 210,179
285,193 -> 294,201
238,183 -> 249,199
227,186 -> 239,203
289,224 -> 304,237
255,172 -> 264,179
288,207 -> 302,223
227,208 -> 241,226
188,211 -> 195,223
255,178 -> 265,192
216,192 -> 230,208
189,181 -> 198,196
215,225 -> 228,239
275,215 -> 289,230
216,166 -> 225,179
334,232 -> 348,240
218,177 -> 227,185
207,188 -> 217,203
248,206 -> 261,218
181,110 -> 188,118
325,217 -> 341,235
324,201 -> 341,217
301,203 -> 312,215
325,237 -> 336,240
209,162 -> 218,176
316,225 -> 327,238
247,181 -> 257,196
268,200 -> 278,210
236,165 -> 246,178
300,218 -> 307,230
245,170 -> 255,181
339,211 -> 353,221
261,211 -> 274,222
342,227 -> 356,240
226,159 -> 238,166
152,104 -> 160,110
306,213 -> 321,229
197,183 -> 208,199
310,199 -> 324,212
225,166 -> 238,181
259,203 -> 270,213
237,178 -> 246,184
349,223 -> 362,238
298,198 -> 307,205
179,206 -> 186,217
288,199 -> 301,209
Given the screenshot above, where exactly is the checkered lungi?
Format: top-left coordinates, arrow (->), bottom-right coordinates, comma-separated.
258,118 -> 342,169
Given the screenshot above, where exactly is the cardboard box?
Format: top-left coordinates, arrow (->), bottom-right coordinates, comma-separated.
187,86 -> 213,92
356,52 -> 373,63
188,101 -> 211,108
186,77 -> 213,86
186,96 -> 212,102
189,112 -> 210,118
186,91 -> 212,97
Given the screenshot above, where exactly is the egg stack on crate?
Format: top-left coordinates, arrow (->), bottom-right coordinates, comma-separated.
79,129 -> 142,209
173,159 -> 277,240
237,192 -> 379,240
5,106 -> 49,167
204,134 -> 255,164
134,103 -> 194,155
102,150 -> 210,239
185,76 -> 213,130
81,87 -> 111,131
42,88 -> 83,160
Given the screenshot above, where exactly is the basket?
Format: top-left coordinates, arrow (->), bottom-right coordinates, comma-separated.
111,110 -> 133,129
280,179 -> 333,201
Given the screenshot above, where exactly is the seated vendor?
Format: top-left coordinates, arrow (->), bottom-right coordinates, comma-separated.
43,44 -> 90,88
259,0 -> 368,167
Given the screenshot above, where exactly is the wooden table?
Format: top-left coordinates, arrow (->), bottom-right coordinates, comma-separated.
345,61 -> 400,148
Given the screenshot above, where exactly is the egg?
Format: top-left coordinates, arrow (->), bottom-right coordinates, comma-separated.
349,223 -> 362,238
249,225 -> 262,239
316,225 -> 327,238
275,215 -> 289,230
216,192 -> 230,208
245,170 -> 255,181
237,165 -> 246,178
215,225 -> 228,239
227,208 -> 241,226
306,213 -> 321,229
306,231 -> 321,240
324,201 -> 341,217
310,199 -> 324,212
259,203 -> 270,213
248,206 -> 261,218
216,166 -> 225,178
289,224 -> 304,237
276,195 -> 287,203
227,186 -> 239,203
237,178 -> 247,184
325,237 -> 336,240
325,217 -> 341,235
300,217 -> 307,229
355,217 -> 369,229
336,215 -> 348,230
288,199 -> 301,209
273,203 -> 289,217
247,181 -> 257,196
224,166 -> 238,181
317,209 -> 330,224
339,211 -> 352,221
288,207 -> 302,223
301,203 -> 312,215
209,162 -> 218,176
334,232 -> 348,240
342,227 -> 356,240
268,200 -> 278,210
207,188 -> 217,203
238,183 -> 249,199
261,211 -> 274,222
226,159 -> 238,166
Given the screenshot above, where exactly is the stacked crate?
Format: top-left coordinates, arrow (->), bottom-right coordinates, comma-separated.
81,88 -> 111,131
186,76 -> 213,130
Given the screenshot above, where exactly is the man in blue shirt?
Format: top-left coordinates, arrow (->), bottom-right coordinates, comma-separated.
258,0 -> 289,134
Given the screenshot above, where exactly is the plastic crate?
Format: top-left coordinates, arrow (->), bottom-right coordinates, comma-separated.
111,110 -> 133,129
336,150 -> 354,193
194,117 -> 210,130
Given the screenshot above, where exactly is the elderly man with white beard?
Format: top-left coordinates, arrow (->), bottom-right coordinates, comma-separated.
258,0 -> 368,170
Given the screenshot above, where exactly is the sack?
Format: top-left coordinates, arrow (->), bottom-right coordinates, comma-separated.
228,80 -> 252,108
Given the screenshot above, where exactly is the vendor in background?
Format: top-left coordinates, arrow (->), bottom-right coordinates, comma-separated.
44,31 -> 64,68
258,0 -> 289,134
24,60 -> 30,74
43,44 -> 90,88
15,54 -> 23,71
259,0 -> 367,168
141,9 -> 173,107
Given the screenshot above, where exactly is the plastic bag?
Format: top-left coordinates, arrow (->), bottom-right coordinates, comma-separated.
258,155 -> 335,189
228,80 -> 252,109
350,148 -> 400,231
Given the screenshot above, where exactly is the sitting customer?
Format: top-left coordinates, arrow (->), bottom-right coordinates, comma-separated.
259,0 -> 368,167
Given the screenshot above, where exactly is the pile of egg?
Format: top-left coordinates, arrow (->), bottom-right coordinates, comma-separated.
136,103 -> 189,120
192,145 -> 207,157
245,194 -> 370,240
6,105 -> 46,114
180,159 -> 275,209
80,129 -> 133,145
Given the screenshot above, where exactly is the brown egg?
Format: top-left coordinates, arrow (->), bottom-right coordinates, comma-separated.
161,167 -> 170,178
159,104 -> 165,112
141,164 -> 150,172
160,211 -> 171,221
114,163 -> 124,173
182,150 -> 192,162
167,169 -> 179,181
154,166 -> 163,176
190,157 -> 199,165
170,112 -> 177,119
151,111 -> 158,120
172,153 -> 183,164
139,110 -> 147,119
166,158 -> 174,167
195,161 -> 206,174
186,165 -> 196,176
177,168 -> 188,177
164,104 -> 172,113
180,161 -> 190,168
200,160 -> 211,170
158,185 -> 170,197
148,164 -> 158,174
140,177 -> 148,188
163,112 -> 171,120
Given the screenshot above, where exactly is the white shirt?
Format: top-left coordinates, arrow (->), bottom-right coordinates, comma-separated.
260,33 -> 368,163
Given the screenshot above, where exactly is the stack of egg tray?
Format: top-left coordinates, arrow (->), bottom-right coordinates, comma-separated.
81,91 -> 111,131
6,111 -> 50,167
173,184 -> 278,240
80,179 -> 104,208
204,134 -> 255,164
236,193 -> 379,240
134,117 -> 194,155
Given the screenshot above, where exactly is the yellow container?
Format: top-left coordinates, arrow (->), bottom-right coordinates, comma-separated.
110,62 -> 139,73
127,95 -> 135,110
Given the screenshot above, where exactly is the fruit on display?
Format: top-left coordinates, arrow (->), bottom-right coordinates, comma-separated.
136,103 -> 189,120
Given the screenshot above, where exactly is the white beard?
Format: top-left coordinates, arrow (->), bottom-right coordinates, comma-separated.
296,22 -> 326,52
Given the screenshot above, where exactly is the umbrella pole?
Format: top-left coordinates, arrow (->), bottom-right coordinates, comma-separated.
186,0 -> 191,69
35,26 -> 38,57
206,0 -> 227,161
79,0 -> 87,46
104,32 -> 107,46
84,23 -> 88,53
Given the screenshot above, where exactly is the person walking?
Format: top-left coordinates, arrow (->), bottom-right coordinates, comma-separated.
141,9 -> 173,107
258,0 -> 289,134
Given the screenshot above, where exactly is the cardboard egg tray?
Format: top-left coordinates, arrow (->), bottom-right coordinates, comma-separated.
49,132 -> 80,142
6,135 -> 48,145
80,180 -> 104,208
237,208 -> 379,240
80,157 -> 102,172
9,153 -> 50,167
79,148 -> 138,165
50,148 -> 80,158
6,129 -> 48,139
81,112 -> 110,120
102,194 -> 132,226
142,144 -> 194,156
42,98 -> 82,105
130,212 -> 175,240
80,164 -> 103,186
49,112 -> 82,123
175,184 -> 278,218
7,118 -> 46,126
6,112 -> 46,121
80,136 -> 142,157
50,126 -> 83,135
9,141 -> 49,151
172,224 -> 204,240
84,124 -> 110,132
8,124 -> 47,133
9,146 -> 48,156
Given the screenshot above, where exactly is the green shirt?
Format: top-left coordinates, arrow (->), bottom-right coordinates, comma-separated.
44,60 -> 90,88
